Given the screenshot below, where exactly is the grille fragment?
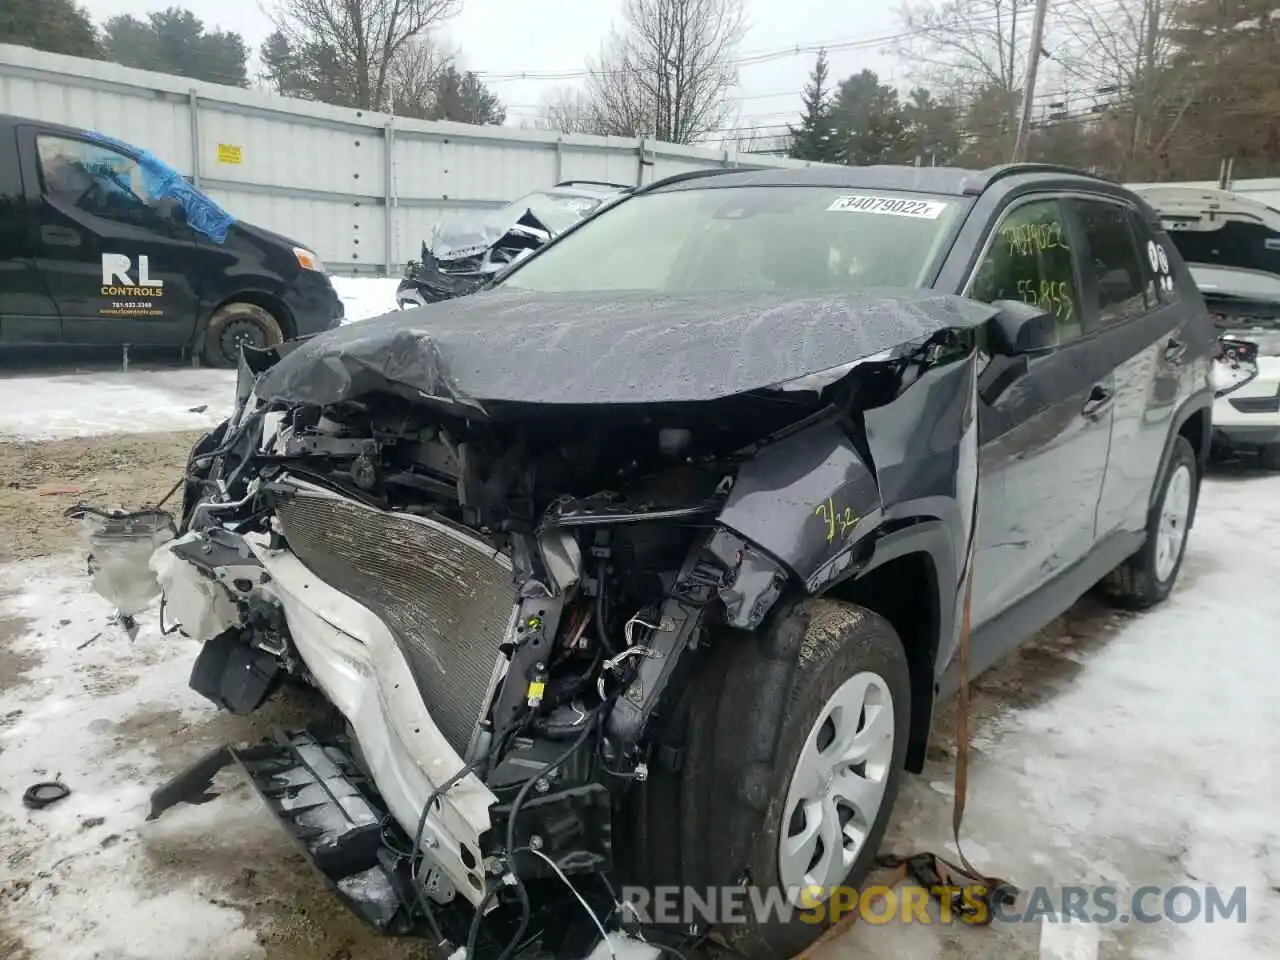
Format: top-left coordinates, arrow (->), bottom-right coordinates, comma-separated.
274,481 -> 515,755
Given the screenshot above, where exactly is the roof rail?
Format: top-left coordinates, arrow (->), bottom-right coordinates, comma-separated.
632,167 -> 737,195
553,179 -> 633,191
964,162 -> 1104,195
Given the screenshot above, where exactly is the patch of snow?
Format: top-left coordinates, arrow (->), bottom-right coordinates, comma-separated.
331,276 -> 400,324
0,558 -> 262,959
871,472 -> 1280,959
0,368 -> 237,440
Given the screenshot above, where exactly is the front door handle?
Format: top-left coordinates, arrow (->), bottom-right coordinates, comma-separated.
1164,337 -> 1187,363
1081,384 -> 1114,420
40,225 -> 81,247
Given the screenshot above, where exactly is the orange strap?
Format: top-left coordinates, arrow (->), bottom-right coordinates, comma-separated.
788,863 -> 909,960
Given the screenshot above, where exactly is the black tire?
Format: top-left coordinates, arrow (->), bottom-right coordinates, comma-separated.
1104,434 -> 1198,610
1259,444 -> 1280,471
622,598 -> 911,960
202,302 -> 284,368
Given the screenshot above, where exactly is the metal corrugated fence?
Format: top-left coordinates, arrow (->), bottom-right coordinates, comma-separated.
0,43 -> 820,275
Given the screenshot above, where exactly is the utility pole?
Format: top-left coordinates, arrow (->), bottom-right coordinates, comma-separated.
1012,0 -> 1051,162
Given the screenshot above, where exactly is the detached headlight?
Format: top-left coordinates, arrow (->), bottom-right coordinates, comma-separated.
1213,335 -> 1259,397
293,247 -> 325,273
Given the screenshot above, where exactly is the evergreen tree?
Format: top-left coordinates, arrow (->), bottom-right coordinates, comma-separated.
0,0 -> 99,59
102,8 -> 248,86
788,50 -> 836,162
430,65 -> 505,125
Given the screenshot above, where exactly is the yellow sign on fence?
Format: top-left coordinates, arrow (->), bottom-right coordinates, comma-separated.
216,143 -> 243,165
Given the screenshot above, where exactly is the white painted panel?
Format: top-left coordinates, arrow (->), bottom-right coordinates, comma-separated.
0,43 -> 838,274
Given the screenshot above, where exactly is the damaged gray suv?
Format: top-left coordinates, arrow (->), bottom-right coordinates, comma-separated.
84,163 -> 1214,960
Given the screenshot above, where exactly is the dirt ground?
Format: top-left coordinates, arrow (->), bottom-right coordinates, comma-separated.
0,428 -> 1137,960
0,431 -> 202,563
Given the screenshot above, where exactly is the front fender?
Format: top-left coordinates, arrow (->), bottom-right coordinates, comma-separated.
715,419 -> 884,595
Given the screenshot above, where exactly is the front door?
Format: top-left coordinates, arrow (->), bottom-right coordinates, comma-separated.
19,126 -> 204,347
965,196 -> 1114,633
0,127 -> 61,343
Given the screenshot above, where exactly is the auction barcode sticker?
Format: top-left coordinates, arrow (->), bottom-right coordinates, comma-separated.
827,194 -> 950,219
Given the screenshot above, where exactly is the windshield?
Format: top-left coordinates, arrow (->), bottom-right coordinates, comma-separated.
493,190 -> 602,234
501,185 -> 966,294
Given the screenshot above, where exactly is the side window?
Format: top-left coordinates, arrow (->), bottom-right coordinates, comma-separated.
970,199 -> 1081,345
1074,199 -> 1152,328
36,135 -> 164,230
1128,209 -> 1179,303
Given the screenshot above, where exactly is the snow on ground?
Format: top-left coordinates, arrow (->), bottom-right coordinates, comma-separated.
849,469 -> 1280,960
331,275 -> 402,323
0,559 -> 264,959
0,368 -> 238,441
1,472 -> 1277,959
0,278 -> 400,441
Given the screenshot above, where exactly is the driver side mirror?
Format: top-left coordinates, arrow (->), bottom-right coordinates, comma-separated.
986,299 -> 1058,356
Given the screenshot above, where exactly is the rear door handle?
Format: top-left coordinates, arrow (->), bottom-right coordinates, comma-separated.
1164,337 -> 1187,363
1081,383 -> 1114,420
40,225 -> 81,247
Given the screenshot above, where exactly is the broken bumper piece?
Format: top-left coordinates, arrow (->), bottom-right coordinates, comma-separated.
147,728 -> 665,959
150,728 -> 421,934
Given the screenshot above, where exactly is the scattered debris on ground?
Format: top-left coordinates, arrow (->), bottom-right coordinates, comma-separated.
0,431 -> 202,563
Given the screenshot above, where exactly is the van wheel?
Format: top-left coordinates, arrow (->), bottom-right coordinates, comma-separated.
1104,434 -> 1198,609
623,599 -> 911,960
202,303 -> 284,368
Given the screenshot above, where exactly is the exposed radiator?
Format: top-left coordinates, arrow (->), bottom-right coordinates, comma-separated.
273,479 -> 515,756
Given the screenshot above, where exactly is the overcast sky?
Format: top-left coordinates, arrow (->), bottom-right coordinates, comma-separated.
78,0 -> 905,143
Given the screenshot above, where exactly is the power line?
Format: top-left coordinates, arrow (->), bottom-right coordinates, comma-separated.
470,0 -> 1126,85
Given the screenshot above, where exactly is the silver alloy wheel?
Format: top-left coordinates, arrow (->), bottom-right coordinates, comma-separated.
1155,462 -> 1193,582
778,671 -> 896,901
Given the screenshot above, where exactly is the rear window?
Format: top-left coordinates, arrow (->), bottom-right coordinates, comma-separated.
502,185 -> 967,294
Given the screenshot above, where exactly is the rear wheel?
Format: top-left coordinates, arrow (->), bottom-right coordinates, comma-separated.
1104,434 -> 1198,609
624,599 -> 911,960
202,302 -> 284,368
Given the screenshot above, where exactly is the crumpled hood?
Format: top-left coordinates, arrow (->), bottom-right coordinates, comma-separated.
431,207 -> 548,261
252,287 -> 997,410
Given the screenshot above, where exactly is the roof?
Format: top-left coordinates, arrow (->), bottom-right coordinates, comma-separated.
643,161 -> 1112,198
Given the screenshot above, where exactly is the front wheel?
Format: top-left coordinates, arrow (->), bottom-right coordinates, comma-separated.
624,599 -> 911,960
202,302 -> 284,368
1104,434 -> 1198,609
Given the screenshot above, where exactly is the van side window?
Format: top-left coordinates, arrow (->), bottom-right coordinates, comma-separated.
37,136 -> 164,230
970,198 -> 1080,345
1074,199 -> 1151,328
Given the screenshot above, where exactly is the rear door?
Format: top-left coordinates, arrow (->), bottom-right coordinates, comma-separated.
19,125 -> 204,346
0,125 -> 61,343
965,195 -> 1114,630
1071,197 -> 1198,537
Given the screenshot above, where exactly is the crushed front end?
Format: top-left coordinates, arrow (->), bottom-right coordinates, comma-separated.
78,287 -> 994,959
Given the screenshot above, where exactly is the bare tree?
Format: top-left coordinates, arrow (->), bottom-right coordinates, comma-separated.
535,85 -> 606,135
896,0 -> 1089,164
389,33 -> 456,117
267,0 -> 461,110
1055,0 -> 1190,178
898,0 -> 1033,98
584,0 -> 748,144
